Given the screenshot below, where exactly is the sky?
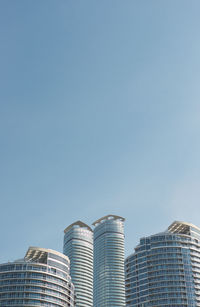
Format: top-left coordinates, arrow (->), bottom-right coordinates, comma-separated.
1,0 -> 200,263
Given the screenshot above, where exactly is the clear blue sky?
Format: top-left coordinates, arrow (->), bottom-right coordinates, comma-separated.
1,0 -> 200,262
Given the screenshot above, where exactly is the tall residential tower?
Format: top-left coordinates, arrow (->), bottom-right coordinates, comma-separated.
125,221 -> 200,307
63,221 -> 93,307
93,215 -> 126,307
0,247 -> 75,306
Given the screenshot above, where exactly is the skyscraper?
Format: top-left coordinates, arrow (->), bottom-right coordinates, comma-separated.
93,215 -> 126,307
125,221 -> 200,307
63,221 -> 93,307
0,246 -> 75,306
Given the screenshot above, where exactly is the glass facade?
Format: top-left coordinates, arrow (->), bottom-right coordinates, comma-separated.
0,246 -> 75,306
63,221 -> 93,307
93,215 -> 126,307
125,221 -> 200,307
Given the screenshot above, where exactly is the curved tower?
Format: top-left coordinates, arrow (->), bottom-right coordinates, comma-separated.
0,246 -> 75,306
125,221 -> 200,307
63,221 -> 93,307
93,215 -> 126,307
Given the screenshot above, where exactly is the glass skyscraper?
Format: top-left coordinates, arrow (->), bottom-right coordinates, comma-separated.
0,246 -> 75,306
125,221 -> 200,307
93,215 -> 126,307
63,221 -> 93,307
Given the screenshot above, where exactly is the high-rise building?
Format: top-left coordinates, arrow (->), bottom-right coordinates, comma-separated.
63,221 -> 93,307
125,221 -> 200,307
93,215 -> 126,307
0,246 -> 75,306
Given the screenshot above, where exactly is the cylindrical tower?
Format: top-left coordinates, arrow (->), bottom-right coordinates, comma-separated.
63,221 -> 93,307
0,246 -> 75,306
93,215 -> 126,307
125,221 -> 200,307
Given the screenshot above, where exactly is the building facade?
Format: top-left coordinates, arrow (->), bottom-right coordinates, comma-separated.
0,246 -> 75,306
93,215 -> 126,307
125,221 -> 200,307
63,221 -> 93,307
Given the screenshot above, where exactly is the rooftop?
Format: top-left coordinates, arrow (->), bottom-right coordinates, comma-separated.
25,247 -> 69,263
168,221 -> 200,235
92,215 -> 125,226
64,221 -> 93,233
